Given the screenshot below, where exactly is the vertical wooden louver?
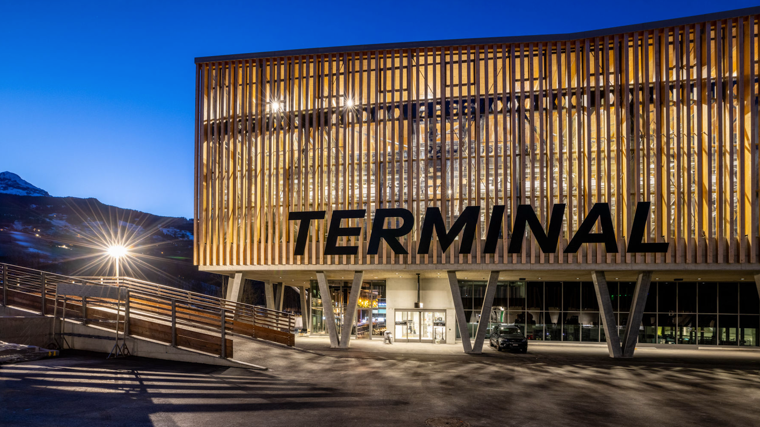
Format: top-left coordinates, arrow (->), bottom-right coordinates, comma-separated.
194,15 -> 760,269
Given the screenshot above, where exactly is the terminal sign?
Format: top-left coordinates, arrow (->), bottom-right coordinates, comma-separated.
288,202 -> 668,256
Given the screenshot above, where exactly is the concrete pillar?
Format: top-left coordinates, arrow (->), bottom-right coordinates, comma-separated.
225,273 -> 244,302
277,283 -> 285,311
591,271 -> 622,358
754,274 -> 760,305
621,271 -> 652,358
316,271 -> 340,348
339,271 -> 364,349
264,281 -> 275,310
472,271 -> 500,353
300,286 -> 309,333
447,271 -> 472,353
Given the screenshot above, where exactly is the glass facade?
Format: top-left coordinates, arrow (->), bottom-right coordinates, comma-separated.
310,280 -> 386,338
457,280 -> 760,346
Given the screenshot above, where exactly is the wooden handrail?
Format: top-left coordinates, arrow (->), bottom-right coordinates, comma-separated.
1,263 -> 296,347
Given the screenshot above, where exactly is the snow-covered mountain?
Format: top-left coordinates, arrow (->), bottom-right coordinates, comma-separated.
0,172 -> 50,197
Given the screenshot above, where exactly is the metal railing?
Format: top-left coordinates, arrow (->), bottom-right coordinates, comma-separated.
0,263 -> 296,357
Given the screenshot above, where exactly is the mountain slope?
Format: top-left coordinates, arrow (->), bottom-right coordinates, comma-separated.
0,173 -> 223,295
0,172 -> 50,197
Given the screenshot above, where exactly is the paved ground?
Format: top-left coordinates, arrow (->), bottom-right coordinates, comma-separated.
1,337 -> 759,426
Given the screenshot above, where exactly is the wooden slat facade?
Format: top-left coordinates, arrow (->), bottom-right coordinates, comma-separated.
194,12 -> 760,270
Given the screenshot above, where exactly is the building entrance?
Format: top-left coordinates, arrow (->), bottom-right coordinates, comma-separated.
394,310 -> 446,342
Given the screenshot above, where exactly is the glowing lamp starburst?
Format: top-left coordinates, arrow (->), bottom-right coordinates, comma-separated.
107,245 -> 128,258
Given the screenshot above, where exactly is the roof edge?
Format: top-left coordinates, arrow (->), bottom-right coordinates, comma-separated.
195,6 -> 760,64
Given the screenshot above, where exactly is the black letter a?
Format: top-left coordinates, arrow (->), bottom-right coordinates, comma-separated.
565,203 -> 618,253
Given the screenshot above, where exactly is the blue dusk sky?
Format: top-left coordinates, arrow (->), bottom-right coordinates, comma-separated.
1,0 -> 757,218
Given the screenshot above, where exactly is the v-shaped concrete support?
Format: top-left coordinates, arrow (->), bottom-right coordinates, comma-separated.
316,271 -> 340,348
622,271 -> 652,358
447,271 -> 472,353
339,271 -> 364,348
593,271 -> 652,358
592,271 -> 622,358
472,271 -> 500,354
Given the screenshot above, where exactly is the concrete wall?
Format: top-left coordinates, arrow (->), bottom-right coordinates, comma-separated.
61,321 -> 262,369
0,306 -> 54,348
386,278 -> 456,344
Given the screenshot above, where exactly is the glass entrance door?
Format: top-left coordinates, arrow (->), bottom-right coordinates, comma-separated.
356,308 -> 371,339
395,310 -> 445,342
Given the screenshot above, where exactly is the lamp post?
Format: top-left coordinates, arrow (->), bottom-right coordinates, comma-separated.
107,245 -> 127,285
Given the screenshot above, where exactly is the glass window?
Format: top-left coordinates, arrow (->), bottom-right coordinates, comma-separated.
640,313 -> 657,343
581,282 -> 598,311
579,312 -> 599,342
677,313 -> 696,344
644,282 -> 657,312
739,315 -> 759,347
563,312 -> 580,341
658,282 -> 677,313
698,282 -> 717,313
618,282 -> 635,312
739,283 -> 759,314
459,284 -> 473,311
607,281 -> 618,311
525,311 -> 542,340
678,282 -> 697,313
473,284 -> 485,311
563,282 -> 580,311
509,309 -> 526,335
527,282 -> 543,311
311,308 -> 325,334
545,282 -> 562,311
718,314 -> 738,345
618,313 -> 628,341
545,311 -> 561,341
509,282 -> 525,311
493,283 -> 508,309
697,314 -> 717,345
719,284 -> 739,314
658,314 -> 677,344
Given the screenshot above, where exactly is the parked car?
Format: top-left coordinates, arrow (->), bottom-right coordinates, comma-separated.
489,324 -> 528,353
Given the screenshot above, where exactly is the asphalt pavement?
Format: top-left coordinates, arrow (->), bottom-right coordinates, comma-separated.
1,339 -> 759,427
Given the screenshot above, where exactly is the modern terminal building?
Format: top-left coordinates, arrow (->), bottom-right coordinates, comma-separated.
193,7 -> 760,357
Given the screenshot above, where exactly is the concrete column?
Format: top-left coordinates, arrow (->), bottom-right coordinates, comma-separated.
621,271 -> 652,358
339,271 -> 364,349
447,271 -> 472,353
754,274 -> 760,305
277,283 -> 285,311
316,271 -> 340,348
300,286 -> 309,332
472,271 -> 500,353
264,281 -> 275,310
225,273 -> 244,302
591,271 -> 622,358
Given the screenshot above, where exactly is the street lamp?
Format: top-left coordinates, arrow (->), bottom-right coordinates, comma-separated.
107,245 -> 128,284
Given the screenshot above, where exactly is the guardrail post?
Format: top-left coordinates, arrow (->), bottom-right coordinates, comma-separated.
81,296 -> 87,325
1,265 -> 6,307
40,272 -> 46,315
171,299 -> 177,347
220,309 -> 226,359
124,289 -> 130,336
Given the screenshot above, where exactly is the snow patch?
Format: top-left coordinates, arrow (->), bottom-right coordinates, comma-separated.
0,172 -> 49,197
160,227 -> 193,240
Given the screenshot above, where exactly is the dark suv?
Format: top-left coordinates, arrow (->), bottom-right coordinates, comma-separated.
489,324 -> 528,353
